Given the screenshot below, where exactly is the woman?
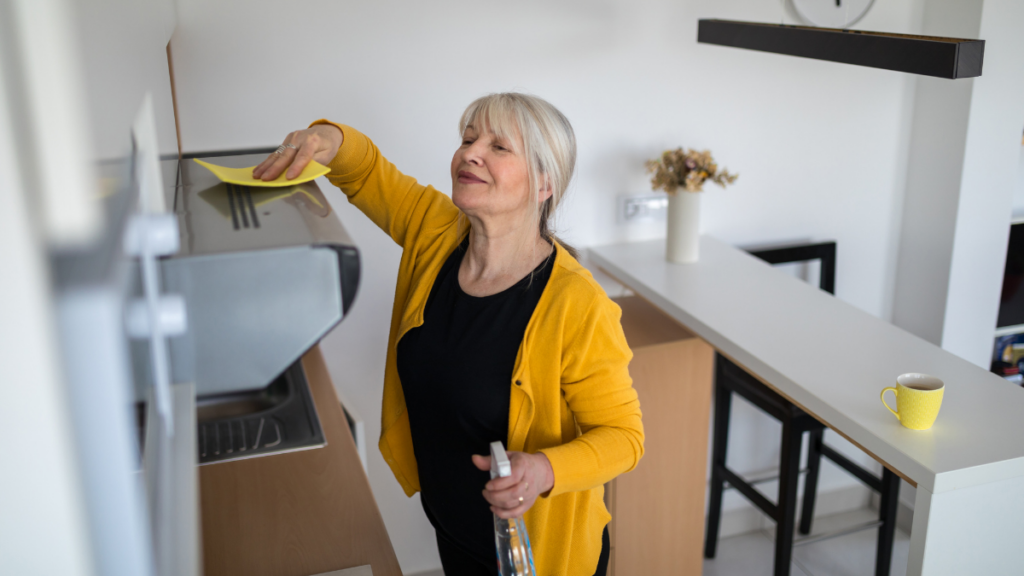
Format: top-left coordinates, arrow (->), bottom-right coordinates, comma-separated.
253,93 -> 643,576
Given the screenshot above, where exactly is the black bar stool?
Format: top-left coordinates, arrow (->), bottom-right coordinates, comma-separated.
703,241 -> 901,576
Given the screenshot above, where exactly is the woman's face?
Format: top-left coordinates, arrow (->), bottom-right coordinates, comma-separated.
451,124 -> 535,225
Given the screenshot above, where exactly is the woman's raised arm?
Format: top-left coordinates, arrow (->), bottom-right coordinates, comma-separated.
253,121 -> 459,249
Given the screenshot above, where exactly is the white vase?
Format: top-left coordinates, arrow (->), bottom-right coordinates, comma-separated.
666,190 -> 700,263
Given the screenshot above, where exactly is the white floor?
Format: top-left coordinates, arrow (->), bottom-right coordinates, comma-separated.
704,508 -> 911,576
412,508 -> 911,576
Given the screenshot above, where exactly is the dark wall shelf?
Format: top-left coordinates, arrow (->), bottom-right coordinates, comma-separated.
697,19 -> 984,79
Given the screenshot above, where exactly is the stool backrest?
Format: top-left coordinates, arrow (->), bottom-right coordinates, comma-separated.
747,242 -> 836,295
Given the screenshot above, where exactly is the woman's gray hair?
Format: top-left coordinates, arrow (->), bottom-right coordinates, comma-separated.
458,92 -> 578,259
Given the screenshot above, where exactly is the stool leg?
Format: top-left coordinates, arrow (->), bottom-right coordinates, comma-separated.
704,376 -> 733,559
774,419 -> 802,576
875,468 -> 901,576
799,428 -> 824,535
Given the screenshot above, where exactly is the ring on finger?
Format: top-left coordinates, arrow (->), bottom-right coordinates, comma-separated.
274,143 -> 298,155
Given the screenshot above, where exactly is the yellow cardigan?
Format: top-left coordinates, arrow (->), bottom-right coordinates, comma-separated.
314,120 -> 644,576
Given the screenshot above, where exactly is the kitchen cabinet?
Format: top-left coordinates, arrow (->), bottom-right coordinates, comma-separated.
199,346 -> 401,576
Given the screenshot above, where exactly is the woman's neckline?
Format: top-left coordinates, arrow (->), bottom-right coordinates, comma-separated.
455,238 -> 555,300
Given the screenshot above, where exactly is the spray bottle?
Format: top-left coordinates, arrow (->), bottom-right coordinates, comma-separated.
490,441 -> 537,576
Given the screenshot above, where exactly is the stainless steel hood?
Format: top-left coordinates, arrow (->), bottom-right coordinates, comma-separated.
155,152 -> 359,396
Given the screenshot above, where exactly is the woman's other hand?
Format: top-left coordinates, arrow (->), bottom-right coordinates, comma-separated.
252,124 -> 344,181
472,451 -> 555,519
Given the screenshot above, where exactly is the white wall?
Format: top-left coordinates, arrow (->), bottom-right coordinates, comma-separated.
1014,145 -> 1024,218
73,0 -> 178,160
169,0 -> 948,572
892,0 -> 1024,370
889,0 -> 981,347
941,0 -> 1024,366
891,0 -> 1024,370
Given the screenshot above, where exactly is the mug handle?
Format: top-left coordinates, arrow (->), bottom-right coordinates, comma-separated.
880,387 -> 900,421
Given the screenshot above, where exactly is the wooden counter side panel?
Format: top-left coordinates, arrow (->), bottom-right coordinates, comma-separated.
609,296 -> 715,576
611,338 -> 714,575
200,346 -> 401,576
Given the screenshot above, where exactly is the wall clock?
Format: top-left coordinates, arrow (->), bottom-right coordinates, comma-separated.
792,0 -> 875,29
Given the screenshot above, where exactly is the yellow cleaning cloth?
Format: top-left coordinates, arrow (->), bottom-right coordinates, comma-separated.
192,157 -> 330,187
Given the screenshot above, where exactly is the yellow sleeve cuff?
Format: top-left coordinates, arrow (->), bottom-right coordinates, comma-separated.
308,119 -> 371,182
538,444 -> 590,499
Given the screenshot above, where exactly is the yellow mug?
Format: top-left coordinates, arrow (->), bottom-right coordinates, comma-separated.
881,373 -> 944,430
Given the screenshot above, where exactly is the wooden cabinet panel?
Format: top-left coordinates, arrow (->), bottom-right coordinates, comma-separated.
606,296 -> 714,576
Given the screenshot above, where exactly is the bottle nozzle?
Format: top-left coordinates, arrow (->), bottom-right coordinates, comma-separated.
490,441 -> 512,479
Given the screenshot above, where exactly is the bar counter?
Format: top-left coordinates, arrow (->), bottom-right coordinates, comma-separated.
590,236 -> 1024,576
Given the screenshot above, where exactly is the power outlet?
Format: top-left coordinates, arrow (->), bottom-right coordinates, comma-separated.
618,194 -> 668,223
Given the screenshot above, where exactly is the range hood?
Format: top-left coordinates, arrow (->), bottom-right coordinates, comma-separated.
144,152 -> 360,397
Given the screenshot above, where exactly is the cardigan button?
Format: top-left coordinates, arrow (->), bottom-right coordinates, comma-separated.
515,380 -> 522,386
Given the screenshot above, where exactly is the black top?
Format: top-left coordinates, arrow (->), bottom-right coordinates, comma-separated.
396,238 -> 555,565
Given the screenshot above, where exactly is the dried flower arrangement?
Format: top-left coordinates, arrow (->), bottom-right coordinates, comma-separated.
646,148 -> 738,193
